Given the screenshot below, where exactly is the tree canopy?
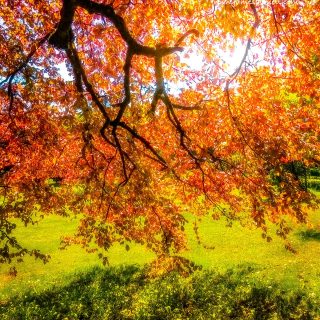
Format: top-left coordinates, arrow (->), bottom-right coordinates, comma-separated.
0,0 -> 319,264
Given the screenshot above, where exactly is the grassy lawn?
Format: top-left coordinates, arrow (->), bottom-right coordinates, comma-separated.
0,215 -> 154,300
1,198 -> 320,303
184,213 -> 320,294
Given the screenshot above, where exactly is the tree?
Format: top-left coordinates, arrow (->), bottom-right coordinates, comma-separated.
0,0 -> 319,265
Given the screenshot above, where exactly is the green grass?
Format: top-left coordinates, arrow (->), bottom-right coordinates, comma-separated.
183,211 -> 320,294
1,266 -> 319,319
0,215 -> 155,300
1,196 -> 320,304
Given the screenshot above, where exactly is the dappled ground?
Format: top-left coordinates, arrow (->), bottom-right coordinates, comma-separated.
1,265 -> 319,319
0,193 -> 320,319
1,207 -> 320,299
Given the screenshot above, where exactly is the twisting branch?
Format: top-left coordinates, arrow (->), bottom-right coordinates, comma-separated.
111,49 -> 133,125
229,2 -> 260,80
66,42 -> 110,121
66,38 -> 136,179
67,37 -> 160,179
109,49 -> 133,179
151,52 -> 199,164
149,47 -> 165,114
224,3 -> 263,161
118,122 -> 167,168
172,103 -> 201,111
49,0 -> 76,49
112,127 -> 128,180
66,46 -> 83,93
49,0 -> 204,181
100,120 -> 116,148
175,29 -> 200,46
52,0 -> 183,57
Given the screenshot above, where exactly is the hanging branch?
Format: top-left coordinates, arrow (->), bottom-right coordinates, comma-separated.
224,3 -> 263,161
229,2 -> 260,81
49,0 -> 203,180
66,42 -> 110,121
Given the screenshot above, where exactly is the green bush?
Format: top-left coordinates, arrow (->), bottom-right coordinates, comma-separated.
1,265 -> 319,319
307,179 -> 320,191
309,168 -> 320,177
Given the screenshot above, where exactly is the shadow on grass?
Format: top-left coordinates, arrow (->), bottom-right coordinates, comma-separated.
298,229 -> 320,242
0,264 -> 319,319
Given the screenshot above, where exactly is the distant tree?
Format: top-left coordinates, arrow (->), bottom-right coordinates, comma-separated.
1,0 -> 319,264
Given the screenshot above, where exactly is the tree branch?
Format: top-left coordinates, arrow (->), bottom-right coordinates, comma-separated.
66,43 -> 110,121
49,0 -> 76,49
118,122 -> 167,168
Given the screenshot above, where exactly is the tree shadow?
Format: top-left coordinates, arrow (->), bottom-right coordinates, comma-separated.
1,264 -> 319,319
0,265 -> 145,319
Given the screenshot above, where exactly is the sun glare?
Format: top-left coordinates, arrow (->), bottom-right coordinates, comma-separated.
179,40 -> 248,76
57,62 -> 73,81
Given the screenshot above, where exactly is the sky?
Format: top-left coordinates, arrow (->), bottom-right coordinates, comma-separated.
58,42 -> 247,83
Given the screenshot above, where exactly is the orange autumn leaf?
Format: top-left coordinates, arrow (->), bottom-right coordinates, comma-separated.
0,0 -> 319,264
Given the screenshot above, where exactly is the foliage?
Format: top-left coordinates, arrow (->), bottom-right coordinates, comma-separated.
1,0 -> 320,261
1,265 -> 319,319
